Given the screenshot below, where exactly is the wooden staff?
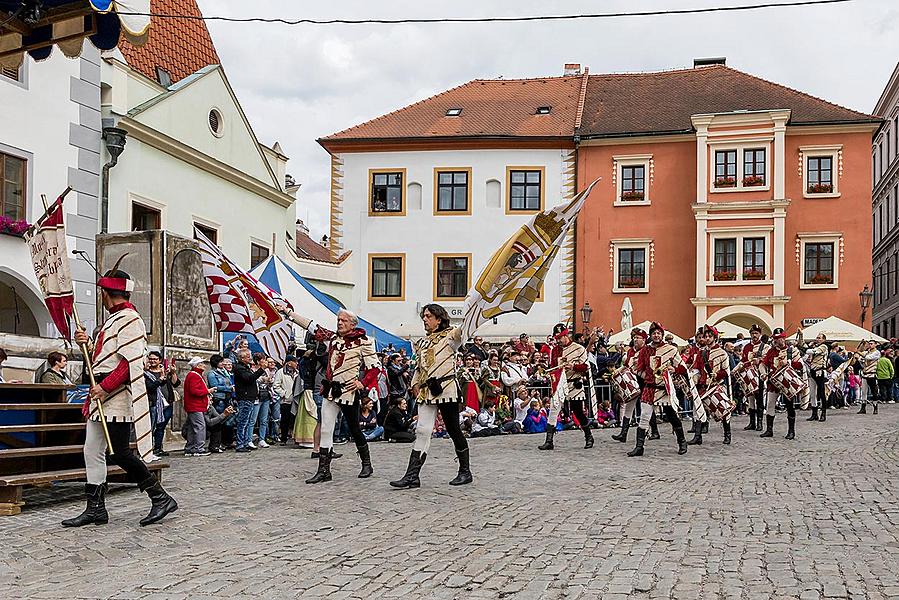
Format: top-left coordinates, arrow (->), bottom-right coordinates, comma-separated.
41,193 -> 113,450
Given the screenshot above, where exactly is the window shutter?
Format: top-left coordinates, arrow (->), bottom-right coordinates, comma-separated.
2,66 -> 20,81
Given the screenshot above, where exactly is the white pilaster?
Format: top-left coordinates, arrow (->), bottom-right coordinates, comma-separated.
692,116 -> 713,204
696,213 -> 708,298
774,207 -> 786,296
772,111 -> 790,200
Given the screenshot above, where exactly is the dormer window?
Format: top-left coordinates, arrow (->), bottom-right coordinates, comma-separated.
445,108 -> 462,117
536,106 -> 552,115
155,66 -> 172,87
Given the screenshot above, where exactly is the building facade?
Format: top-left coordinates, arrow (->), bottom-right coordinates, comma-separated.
318,73 -> 586,338
0,45 -> 102,372
872,62 -> 899,339
575,63 -> 879,338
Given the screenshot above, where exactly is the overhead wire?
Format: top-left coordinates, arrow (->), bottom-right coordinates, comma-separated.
114,0 -> 856,27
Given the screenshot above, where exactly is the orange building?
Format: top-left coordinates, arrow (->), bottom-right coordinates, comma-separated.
575,61 -> 881,337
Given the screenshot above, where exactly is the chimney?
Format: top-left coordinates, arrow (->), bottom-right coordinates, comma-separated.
296,219 -> 310,237
563,63 -> 581,76
693,57 -> 726,68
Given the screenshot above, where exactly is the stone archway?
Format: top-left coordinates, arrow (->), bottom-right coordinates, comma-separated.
708,305 -> 774,335
0,268 -> 52,336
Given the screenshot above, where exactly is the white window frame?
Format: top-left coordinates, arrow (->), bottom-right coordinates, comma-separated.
708,139 -> 772,194
801,145 -> 841,199
614,154 -> 651,206
798,233 -> 841,290
706,228 -> 773,286
0,60 -> 28,90
129,192 -> 166,230
612,239 -> 651,293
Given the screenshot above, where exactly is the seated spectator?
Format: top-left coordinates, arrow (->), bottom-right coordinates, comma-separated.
459,405 -> 478,435
495,394 -> 522,434
512,387 -> 530,429
39,351 -> 71,385
523,400 -> 547,433
596,399 -> 616,428
359,397 -> 384,442
384,397 -> 416,442
471,400 -> 502,437
432,410 -> 448,438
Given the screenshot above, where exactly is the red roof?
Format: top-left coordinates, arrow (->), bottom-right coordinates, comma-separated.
579,65 -> 877,138
321,76 -> 584,142
321,65 -> 877,145
295,227 -> 348,264
119,0 -> 220,85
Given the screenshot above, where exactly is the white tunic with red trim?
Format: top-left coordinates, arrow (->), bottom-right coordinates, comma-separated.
88,304 -> 152,460
412,327 -> 464,405
312,322 -> 380,406
558,341 -> 590,402
763,345 -> 803,393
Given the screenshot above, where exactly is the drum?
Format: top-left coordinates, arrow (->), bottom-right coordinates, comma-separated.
701,383 -> 736,422
733,363 -> 760,396
611,368 -> 640,402
770,366 -> 806,399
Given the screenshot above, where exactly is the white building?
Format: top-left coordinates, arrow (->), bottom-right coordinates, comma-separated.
318,68 -> 588,339
0,45 -> 102,371
872,61 -> 899,337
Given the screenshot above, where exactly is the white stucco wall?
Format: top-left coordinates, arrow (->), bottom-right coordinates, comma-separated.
0,49 -> 100,336
337,148 -> 572,338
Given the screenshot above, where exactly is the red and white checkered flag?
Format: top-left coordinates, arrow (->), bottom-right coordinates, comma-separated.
195,229 -> 293,363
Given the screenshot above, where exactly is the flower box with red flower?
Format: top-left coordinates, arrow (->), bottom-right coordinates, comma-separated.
714,177 -> 736,188
743,269 -> 766,280
807,183 -> 833,194
620,190 -> 645,202
619,277 -> 645,288
713,270 -> 737,281
0,216 -> 30,238
809,273 -> 833,285
742,175 -> 765,187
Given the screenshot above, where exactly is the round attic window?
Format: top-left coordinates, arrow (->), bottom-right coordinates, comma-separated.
208,108 -> 223,137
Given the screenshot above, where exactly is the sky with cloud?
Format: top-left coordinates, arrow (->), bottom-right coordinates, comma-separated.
197,0 -> 899,239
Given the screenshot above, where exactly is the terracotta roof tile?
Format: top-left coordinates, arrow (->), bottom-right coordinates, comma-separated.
580,65 -> 878,137
295,227 -> 346,264
322,76 -> 584,142
322,65 -> 877,144
119,0 -> 220,85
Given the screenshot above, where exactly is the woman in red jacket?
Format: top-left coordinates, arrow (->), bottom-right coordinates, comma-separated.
183,356 -> 212,456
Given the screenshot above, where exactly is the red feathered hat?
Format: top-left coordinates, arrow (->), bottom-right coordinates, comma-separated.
97,254 -> 134,292
649,321 -> 664,335
630,327 -> 648,340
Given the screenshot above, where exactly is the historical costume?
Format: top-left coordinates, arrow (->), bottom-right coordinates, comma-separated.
686,325 -> 733,446
62,267 -> 178,528
456,358 -> 482,413
611,328 -> 659,443
761,330 -> 803,439
740,324 -> 770,431
282,308 -> 380,483
628,322 -> 689,457
390,304 -> 472,488
537,328 -> 594,451
859,342 -> 881,414
806,335 -> 830,422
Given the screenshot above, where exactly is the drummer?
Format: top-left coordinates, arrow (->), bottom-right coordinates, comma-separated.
686,325 -> 733,446
611,328 -> 659,443
760,329 -> 803,440
741,324 -> 770,432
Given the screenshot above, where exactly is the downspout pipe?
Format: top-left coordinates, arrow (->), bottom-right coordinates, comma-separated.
100,126 -> 127,233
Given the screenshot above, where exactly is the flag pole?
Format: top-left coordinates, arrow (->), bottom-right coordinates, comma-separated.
40,193 -> 113,451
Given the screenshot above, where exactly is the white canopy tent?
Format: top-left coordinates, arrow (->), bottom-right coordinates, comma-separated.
606,320 -> 688,347
714,321 -> 750,340
789,316 -> 887,344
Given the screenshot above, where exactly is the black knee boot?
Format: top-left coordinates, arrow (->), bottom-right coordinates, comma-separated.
807,407 -> 818,421
819,402 -> 827,422
687,420 -> 703,445
744,409 -> 756,430
722,421 -> 732,444
538,428 -> 555,450
785,416 -> 796,440
390,450 -> 426,489
583,425 -> 594,449
306,448 -> 333,484
672,420 -> 688,455
612,417 -> 630,442
627,428 -> 646,457
649,412 -> 661,440
760,415 -> 775,438
138,477 -> 178,526
449,448 -> 473,486
357,443 -> 373,478
61,483 -> 108,527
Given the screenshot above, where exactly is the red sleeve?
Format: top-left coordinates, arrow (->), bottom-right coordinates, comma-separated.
741,345 -> 752,362
636,347 -> 649,378
715,369 -> 728,382
675,364 -> 688,376
791,360 -> 803,370
573,363 -> 589,373
186,371 -> 209,397
762,348 -> 776,370
99,358 -> 130,392
361,367 -> 380,391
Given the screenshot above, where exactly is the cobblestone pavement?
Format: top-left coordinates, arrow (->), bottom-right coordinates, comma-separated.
2,407 -> 898,600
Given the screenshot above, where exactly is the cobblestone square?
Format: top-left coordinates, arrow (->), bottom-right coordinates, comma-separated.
2,408 -> 898,600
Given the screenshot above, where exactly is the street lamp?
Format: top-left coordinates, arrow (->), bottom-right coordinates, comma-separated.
859,284 -> 873,326
579,301 -> 593,330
